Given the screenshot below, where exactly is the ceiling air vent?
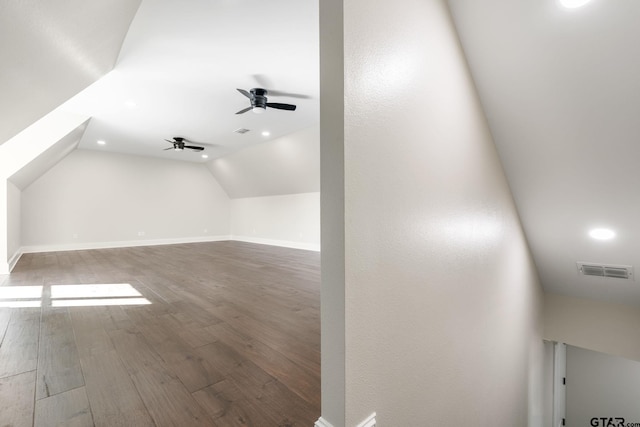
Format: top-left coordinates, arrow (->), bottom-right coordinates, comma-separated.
234,128 -> 250,134
577,262 -> 634,280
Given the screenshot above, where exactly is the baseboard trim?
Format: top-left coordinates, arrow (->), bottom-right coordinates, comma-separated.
7,249 -> 23,272
17,234 -> 320,258
20,235 -> 232,254
231,235 -> 320,252
315,417 -> 335,427
316,415 -> 376,427
357,412 -> 377,427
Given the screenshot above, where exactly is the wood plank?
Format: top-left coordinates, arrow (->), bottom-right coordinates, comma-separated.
5,241 -> 321,425
192,379 -> 269,427
0,370 -> 36,427
80,350 -> 155,427
226,355 -> 317,426
69,307 -> 116,358
121,301 -> 221,396
34,386 -> 94,427
206,322 -> 320,407
0,308 -> 11,344
149,336 -> 225,393
100,305 -> 133,332
212,304 -> 320,373
108,327 -> 216,427
158,312 -> 218,348
0,308 -> 41,378
36,308 -> 84,400
170,300 -> 223,328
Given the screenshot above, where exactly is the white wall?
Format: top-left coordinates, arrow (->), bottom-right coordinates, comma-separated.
566,346 -> 640,427
542,341 -> 555,427
544,292 -> 640,362
320,0 -> 545,425
207,124 -> 321,254
207,125 -> 319,199
21,149 -> 230,251
319,0 -> 346,423
230,192 -> 320,251
0,109 -> 89,273
6,181 -> 20,266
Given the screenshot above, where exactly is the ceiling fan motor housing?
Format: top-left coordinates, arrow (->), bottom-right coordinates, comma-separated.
250,88 -> 268,109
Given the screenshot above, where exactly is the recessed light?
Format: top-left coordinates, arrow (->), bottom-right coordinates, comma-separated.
97,140 -> 106,145
559,0 -> 591,9
589,228 -> 615,240
262,131 -> 270,137
201,154 -> 209,159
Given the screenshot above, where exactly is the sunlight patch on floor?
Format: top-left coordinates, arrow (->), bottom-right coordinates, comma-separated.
52,297 -> 151,307
0,283 -> 151,307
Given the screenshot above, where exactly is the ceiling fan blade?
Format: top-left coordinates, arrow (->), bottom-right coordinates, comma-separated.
237,88 -> 251,99
252,74 -> 273,88
267,90 -> 311,99
266,102 -> 297,111
181,138 -> 218,147
164,139 -> 175,144
185,145 -> 205,151
235,106 -> 253,114
163,147 -> 174,150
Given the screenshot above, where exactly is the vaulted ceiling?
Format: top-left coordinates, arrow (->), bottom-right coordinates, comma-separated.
449,0 -> 640,306
3,0 -> 638,307
0,0 -> 141,144
60,0 -> 319,163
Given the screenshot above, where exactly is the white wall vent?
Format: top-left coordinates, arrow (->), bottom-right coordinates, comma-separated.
577,262 -> 634,280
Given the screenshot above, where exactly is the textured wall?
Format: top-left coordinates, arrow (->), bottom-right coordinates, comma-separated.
318,0 -> 346,424
6,181 -> 21,264
21,149 -> 230,249
544,292 -> 640,362
230,193 -> 320,250
319,0 -> 545,425
567,346 -> 640,427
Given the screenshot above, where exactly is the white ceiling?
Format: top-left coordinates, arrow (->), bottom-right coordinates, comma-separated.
61,0 -> 319,163
8,0 -> 636,307
448,0 -> 640,305
0,0 -> 141,145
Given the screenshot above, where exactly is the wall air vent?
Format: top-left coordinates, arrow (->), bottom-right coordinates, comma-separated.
234,128 -> 250,134
577,262 -> 634,280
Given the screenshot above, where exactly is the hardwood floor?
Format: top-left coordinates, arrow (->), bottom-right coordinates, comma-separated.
0,241 -> 321,427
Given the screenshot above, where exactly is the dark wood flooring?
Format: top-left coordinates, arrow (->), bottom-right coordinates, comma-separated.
0,241 -> 320,427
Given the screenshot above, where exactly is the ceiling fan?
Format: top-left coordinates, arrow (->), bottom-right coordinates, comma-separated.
163,137 -> 205,151
235,88 -> 297,114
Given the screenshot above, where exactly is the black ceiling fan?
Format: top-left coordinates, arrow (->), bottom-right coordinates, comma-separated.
163,137 -> 205,151
235,88 -> 297,114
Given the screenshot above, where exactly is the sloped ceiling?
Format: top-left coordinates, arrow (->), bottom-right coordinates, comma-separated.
448,0 -> 640,305
0,0 -> 141,144
61,0 -> 320,164
207,125 -> 319,199
8,122 -> 87,190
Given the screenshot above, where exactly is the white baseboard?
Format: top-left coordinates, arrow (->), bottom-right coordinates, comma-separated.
20,235 -> 232,254
315,417 -> 335,427
231,235 -> 320,252
7,249 -> 23,272
15,234 -> 319,264
357,413 -> 377,427
316,414 -> 375,427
